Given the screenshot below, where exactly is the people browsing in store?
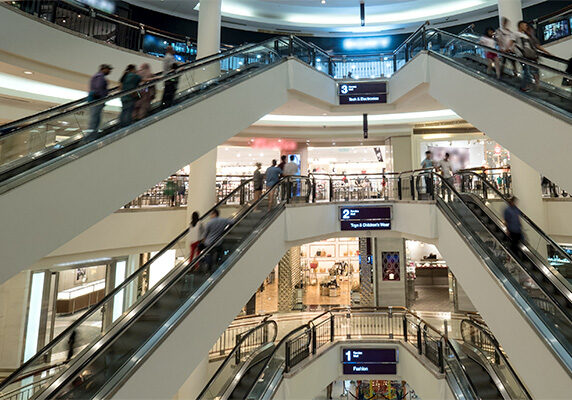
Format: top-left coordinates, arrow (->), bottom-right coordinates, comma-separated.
437,152 -> 454,201
420,151 -> 434,197
188,211 -> 204,263
87,64 -> 113,133
162,62 -> 180,108
479,27 -> 501,79
496,17 -> 517,78
119,64 -> 142,127
133,63 -> 156,120
265,159 -> 282,209
504,196 -> 523,254
253,162 -> 264,201
201,209 -> 232,270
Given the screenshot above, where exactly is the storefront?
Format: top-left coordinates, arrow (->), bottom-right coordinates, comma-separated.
308,146 -> 387,174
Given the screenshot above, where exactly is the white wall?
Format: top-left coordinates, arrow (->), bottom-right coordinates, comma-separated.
544,36 -> 572,61
0,59 -> 338,287
274,341 -> 453,400
544,199 -> 572,243
0,5 -> 162,86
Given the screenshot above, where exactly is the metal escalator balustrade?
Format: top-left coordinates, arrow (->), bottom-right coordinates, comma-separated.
0,177 -> 258,399
29,176 -> 311,399
229,307 -> 523,400
423,171 -> 572,370
198,319 -> 277,400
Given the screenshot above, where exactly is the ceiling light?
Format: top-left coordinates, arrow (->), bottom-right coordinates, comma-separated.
321,0 -> 326,4
23,71 -> 33,75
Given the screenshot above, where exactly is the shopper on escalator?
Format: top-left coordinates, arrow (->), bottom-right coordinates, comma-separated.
119,64 -> 142,127
479,27 -> 501,79
504,196 -> 523,254
253,162 -> 263,201
265,159 -> 282,209
202,209 -> 231,271
496,18 -> 517,78
87,64 -> 112,134
162,62 -> 180,108
188,211 -> 204,262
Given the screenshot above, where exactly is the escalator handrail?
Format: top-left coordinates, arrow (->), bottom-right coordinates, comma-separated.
435,173 -> 572,368
0,37 -> 285,136
36,176 -> 305,399
460,319 -> 533,400
197,318 -> 278,399
459,170 -> 572,272
392,21 -> 431,55
444,338 -> 484,400
0,177 -> 253,391
438,172 -> 572,315
424,27 -> 572,77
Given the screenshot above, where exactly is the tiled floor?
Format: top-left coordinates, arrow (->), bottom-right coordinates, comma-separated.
409,285 -> 452,312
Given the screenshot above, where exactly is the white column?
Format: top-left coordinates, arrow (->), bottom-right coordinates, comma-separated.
388,136 -> 413,172
187,150 -> 217,218
498,0 -> 523,31
186,0 -> 222,220
299,144 -> 309,175
510,153 -> 546,229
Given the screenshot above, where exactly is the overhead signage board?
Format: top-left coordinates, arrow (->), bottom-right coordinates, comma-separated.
338,82 -> 388,105
339,205 -> 392,231
341,348 -> 398,375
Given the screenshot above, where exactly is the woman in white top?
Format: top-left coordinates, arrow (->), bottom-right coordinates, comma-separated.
479,27 -> 501,79
188,211 -> 204,262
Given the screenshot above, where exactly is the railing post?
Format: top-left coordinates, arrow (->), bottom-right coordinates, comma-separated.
328,58 -> 334,76
402,316 -> 408,343
416,325 -> 422,355
311,325 -> 317,354
312,176 -> 316,203
235,333 -> 242,364
392,54 -> 397,75
410,176 -> 415,200
288,35 -> 294,56
50,0 -> 59,23
388,308 -> 393,339
397,177 -> 402,200
430,173 -> 435,200
240,179 -> 246,205
286,179 -> 292,204
405,43 -> 410,62
329,177 -> 334,202
285,341 -> 292,373
346,312 -> 351,339
330,316 -> 335,343
482,175 -> 488,200
437,340 -> 444,373
461,175 -> 466,193
422,25 -> 427,50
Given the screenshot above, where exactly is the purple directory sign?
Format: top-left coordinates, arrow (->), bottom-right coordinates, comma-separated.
339,206 -> 392,231
338,82 -> 388,105
341,348 -> 398,375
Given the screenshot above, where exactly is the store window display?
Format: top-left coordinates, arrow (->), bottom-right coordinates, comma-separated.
308,146 -> 387,174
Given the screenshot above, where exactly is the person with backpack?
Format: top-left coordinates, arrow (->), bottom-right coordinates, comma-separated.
515,21 -> 538,92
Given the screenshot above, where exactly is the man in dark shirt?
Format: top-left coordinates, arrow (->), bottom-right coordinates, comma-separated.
88,64 -> 112,133
277,155 -> 287,171
504,196 -> 523,253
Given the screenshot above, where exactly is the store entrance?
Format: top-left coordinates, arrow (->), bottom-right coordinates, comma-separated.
405,240 -> 452,312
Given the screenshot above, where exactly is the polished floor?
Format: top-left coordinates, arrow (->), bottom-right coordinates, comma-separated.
409,285 -> 451,312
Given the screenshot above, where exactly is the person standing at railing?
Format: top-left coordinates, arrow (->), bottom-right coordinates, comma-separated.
133,63 -> 156,120
496,18 -> 517,78
253,162 -> 263,201
119,64 -> 142,127
437,152 -> 454,201
420,151 -> 434,197
283,155 -> 299,198
265,159 -> 282,209
87,64 -> 113,133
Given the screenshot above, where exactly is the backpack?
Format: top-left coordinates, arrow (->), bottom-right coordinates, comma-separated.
516,35 -> 538,60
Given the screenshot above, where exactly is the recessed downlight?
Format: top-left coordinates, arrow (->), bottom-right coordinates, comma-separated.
24,71 -> 33,75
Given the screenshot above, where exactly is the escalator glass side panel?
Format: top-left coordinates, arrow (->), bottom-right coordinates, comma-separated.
458,171 -> 572,288
0,179 -> 255,398
460,320 -> 533,400
423,28 -> 572,119
432,174 -> 572,367
0,39 -> 286,186
37,179 -> 308,399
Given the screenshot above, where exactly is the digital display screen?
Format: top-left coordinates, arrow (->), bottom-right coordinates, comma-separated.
542,19 -> 571,43
339,81 -> 388,105
142,34 -> 196,62
342,348 -> 398,375
340,206 -> 391,221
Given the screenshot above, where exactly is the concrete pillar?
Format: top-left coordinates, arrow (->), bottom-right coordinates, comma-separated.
0,272 -> 28,370
498,0 -> 523,31
387,136 -> 413,173
375,237 -> 406,307
185,0 -> 222,220
173,353 -> 209,399
510,153 -> 546,230
299,144 -> 309,175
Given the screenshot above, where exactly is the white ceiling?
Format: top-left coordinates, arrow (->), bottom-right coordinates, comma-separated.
125,0 -> 545,36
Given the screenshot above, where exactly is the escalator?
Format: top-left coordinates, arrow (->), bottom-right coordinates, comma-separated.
0,177 -> 312,400
424,171 -> 572,373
